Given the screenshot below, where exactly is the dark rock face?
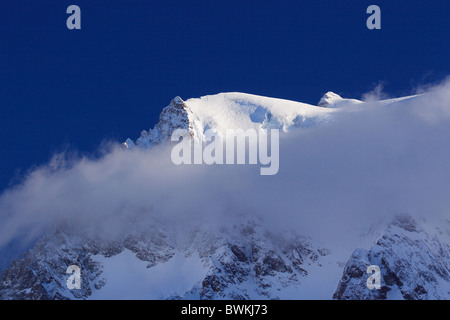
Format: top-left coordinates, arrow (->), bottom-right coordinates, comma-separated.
0,223 -> 175,300
333,215 -> 450,300
135,97 -> 195,147
191,224 -> 329,300
0,231 -> 102,300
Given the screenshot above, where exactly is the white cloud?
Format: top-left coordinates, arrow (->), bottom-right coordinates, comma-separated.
1,79 -> 450,254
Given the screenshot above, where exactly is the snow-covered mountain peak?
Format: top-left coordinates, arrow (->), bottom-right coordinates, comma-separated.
125,91 -> 428,149
126,92 -> 336,148
2,88 -> 449,300
172,96 -> 185,105
318,91 -> 364,108
130,95 -> 194,148
318,91 -> 343,107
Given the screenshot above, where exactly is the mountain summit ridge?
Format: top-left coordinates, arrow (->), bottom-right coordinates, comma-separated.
124,92 -> 340,148
123,91 -> 425,149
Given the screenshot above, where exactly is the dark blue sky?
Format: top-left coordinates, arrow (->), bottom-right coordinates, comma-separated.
1,0 -> 449,190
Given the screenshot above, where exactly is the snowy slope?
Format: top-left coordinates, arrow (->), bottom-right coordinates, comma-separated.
184,92 -> 336,133
317,91 -> 422,108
